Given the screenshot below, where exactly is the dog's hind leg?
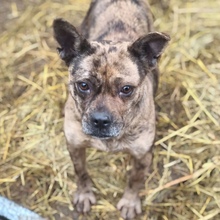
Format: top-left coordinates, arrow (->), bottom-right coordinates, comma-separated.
67,146 -> 96,213
117,151 -> 153,219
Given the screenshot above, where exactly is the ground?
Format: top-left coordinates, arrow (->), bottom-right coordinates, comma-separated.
0,0 -> 220,220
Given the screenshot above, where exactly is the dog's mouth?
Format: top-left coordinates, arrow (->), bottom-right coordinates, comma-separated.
82,119 -> 123,140
88,133 -> 115,140
82,126 -> 122,139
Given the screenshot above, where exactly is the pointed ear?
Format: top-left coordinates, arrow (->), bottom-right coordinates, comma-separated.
129,32 -> 170,66
53,18 -> 92,65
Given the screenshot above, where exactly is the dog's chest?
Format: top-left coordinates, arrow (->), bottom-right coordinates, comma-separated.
88,130 -> 154,158
89,138 -> 125,152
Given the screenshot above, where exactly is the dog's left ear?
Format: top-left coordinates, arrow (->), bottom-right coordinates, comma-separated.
53,18 -> 92,65
129,32 -> 170,67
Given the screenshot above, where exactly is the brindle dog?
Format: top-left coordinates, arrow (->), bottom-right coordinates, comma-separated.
53,0 -> 170,219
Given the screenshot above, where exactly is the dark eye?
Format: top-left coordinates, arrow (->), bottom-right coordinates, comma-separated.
77,82 -> 90,93
120,85 -> 133,97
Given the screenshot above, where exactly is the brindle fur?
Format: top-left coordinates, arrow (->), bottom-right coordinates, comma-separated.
53,0 -> 170,219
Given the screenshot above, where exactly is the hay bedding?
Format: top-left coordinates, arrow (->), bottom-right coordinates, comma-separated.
0,0 -> 220,219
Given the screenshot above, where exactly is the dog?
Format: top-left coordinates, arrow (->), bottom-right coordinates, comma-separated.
53,0 -> 170,219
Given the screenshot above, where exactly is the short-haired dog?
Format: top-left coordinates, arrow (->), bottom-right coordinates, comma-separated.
53,0 -> 170,219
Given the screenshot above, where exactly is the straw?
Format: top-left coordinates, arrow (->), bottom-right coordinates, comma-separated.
0,0 -> 219,219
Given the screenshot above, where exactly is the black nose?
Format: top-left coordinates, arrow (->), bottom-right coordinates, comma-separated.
91,112 -> 111,129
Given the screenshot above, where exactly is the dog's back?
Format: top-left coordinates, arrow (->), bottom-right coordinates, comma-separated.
81,0 -> 154,42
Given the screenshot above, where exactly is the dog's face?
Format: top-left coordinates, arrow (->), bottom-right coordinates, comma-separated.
68,41 -> 143,139
53,19 -> 170,139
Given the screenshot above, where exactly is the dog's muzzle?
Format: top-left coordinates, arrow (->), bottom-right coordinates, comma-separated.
82,111 -> 122,139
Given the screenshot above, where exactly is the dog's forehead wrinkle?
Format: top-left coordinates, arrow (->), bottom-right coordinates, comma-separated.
71,50 -> 141,92
112,75 -> 139,87
92,41 -> 129,55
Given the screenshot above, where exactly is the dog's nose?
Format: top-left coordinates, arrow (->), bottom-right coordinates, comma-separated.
91,112 -> 111,129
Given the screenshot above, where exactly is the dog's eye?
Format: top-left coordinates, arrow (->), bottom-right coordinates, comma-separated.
120,85 -> 133,96
77,82 -> 90,93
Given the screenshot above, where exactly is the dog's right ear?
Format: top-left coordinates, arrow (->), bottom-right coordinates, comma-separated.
129,32 -> 170,67
53,18 -> 92,65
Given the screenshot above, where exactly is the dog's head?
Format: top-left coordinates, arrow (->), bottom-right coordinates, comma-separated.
53,19 -> 170,139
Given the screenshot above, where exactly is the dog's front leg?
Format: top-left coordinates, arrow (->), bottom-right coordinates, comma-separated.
67,145 -> 96,213
117,151 -> 152,219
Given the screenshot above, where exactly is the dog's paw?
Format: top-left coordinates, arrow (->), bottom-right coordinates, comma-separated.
117,193 -> 141,219
73,189 -> 96,213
